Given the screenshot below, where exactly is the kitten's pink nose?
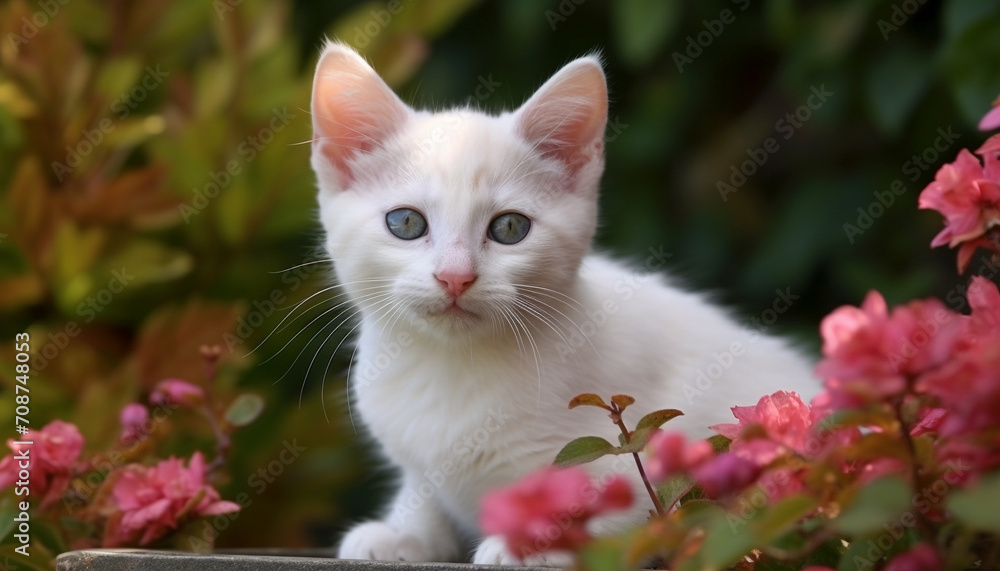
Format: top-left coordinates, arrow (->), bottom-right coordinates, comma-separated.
435,271 -> 477,298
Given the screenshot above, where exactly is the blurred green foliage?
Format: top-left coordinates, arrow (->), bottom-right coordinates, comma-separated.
1,0 -> 999,556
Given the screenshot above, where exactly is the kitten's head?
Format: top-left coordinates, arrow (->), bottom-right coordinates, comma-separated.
310,43 -> 607,339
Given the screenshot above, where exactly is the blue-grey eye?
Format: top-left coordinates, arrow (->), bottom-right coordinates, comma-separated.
488,212 -> 530,245
386,208 -> 428,240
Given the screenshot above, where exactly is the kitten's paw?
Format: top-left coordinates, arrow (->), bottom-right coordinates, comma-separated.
472,535 -> 573,567
337,521 -> 433,561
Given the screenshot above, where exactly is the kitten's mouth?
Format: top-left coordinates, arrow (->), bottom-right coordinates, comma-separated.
439,300 -> 477,318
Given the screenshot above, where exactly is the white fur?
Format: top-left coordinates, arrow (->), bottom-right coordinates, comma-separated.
310,43 -> 818,565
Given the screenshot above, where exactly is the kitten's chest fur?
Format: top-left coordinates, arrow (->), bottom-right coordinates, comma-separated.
353,331 -> 569,530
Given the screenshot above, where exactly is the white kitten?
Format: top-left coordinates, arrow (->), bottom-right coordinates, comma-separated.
310,43 -> 818,565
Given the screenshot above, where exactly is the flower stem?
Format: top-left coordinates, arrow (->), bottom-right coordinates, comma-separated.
199,345 -> 230,473
894,399 -> 937,541
612,404 -> 665,517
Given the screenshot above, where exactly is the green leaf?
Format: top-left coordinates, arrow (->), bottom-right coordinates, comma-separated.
834,476 -> 910,535
611,0 -> 680,68
740,175 -> 872,297
0,496 -> 15,542
610,394 -> 635,410
95,57 -> 142,102
865,42 -> 931,136
194,58 -> 237,119
635,408 -> 683,431
944,0 -> 1000,39
568,393 -> 611,410
0,550 -> 51,571
754,494 -> 818,542
698,509 -> 759,570
707,433 -> 732,453
553,436 -> 616,467
942,13 -> 1000,125
949,473 -> 1000,534
578,535 -> 630,571
655,472 -> 694,508
838,431 -> 911,465
224,393 -> 265,427
32,519 -> 67,554
837,532 -> 886,571
617,426 -> 658,454
95,238 -> 194,291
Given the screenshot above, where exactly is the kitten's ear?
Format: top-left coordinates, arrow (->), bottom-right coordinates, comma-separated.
515,56 -> 608,178
311,42 -> 410,189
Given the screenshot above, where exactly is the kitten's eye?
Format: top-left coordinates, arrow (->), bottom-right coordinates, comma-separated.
488,213 -> 531,245
386,208 -> 428,240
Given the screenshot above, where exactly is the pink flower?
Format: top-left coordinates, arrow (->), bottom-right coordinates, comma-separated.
119,403 -> 150,445
150,379 -> 204,407
479,466 -> 632,558
0,420 -> 83,508
919,148 -> 1000,272
753,467 -> 805,502
815,292 -> 902,404
916,339 -> 1000,436
815,292 -> 964,406
643,431 -> 713,482
690,453 -> 761,499
968,276 -> 1000,338
934,439 -> 999,485
883,544 -> 942,571
981,103 -> 1000,131
105,451 -> 240,546
909,407 -> 948,437
711,391 -> 813,464
980,134 -> 1000,157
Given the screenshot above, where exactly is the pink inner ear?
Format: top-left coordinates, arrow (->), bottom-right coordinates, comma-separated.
311,46 -> 409,185
517,59 -> 608,175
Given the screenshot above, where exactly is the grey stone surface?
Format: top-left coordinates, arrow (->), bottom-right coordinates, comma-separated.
55,550 -> 552,571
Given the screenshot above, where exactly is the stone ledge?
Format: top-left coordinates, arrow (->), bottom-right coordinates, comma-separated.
55,549 -> 548,571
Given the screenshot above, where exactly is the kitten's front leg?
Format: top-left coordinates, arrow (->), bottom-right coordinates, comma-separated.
337,477 -> 462,562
